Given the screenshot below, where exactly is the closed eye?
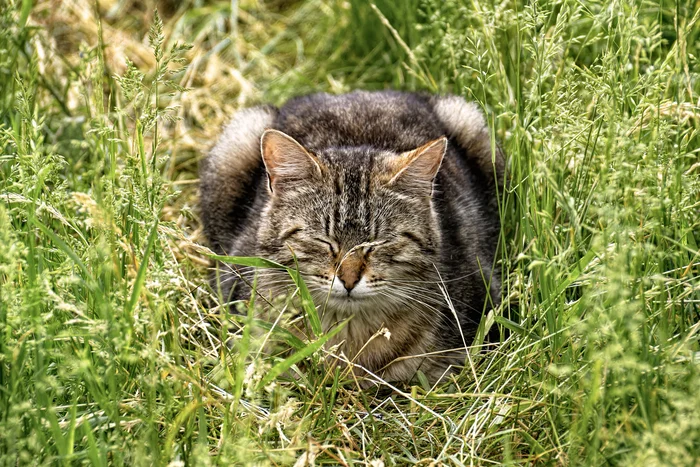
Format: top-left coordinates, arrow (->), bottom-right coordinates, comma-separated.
400,231 -> 425,248
314,237 -> 337,255
279,226 -> 303,242
362,240 -> 387,255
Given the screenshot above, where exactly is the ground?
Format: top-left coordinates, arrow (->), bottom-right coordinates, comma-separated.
0,0 -> 699,465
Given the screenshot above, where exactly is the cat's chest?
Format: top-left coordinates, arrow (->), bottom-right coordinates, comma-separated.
319,306 -> 432,373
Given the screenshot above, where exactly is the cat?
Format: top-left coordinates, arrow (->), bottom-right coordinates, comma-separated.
199,90 -> 504,385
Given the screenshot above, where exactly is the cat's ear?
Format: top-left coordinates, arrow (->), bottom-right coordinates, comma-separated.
387,137 -> 447,195
260,129 -> 324,193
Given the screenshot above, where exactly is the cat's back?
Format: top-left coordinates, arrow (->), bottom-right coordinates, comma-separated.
274,90 -> 444,152
200,90 -> 504,255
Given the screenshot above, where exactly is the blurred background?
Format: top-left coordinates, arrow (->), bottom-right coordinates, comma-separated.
1,0 -> 699,464
17,0 -> 699,248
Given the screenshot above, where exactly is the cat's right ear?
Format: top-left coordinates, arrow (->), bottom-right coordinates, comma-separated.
260,130 -> 324,193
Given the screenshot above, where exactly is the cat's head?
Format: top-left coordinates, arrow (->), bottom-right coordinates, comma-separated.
256,129 -> 446,314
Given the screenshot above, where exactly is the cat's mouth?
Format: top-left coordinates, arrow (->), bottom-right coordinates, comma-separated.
318,287 -> 376,302
319,289 -> 380,314
328,289 -> 374,301
308,276 -> 379,305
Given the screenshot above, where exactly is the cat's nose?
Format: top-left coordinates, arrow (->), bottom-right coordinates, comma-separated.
337,256 -> 365,292
339,271 -> 361,292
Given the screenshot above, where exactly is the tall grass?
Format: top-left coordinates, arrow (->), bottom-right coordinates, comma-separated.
1,0 -> 699,464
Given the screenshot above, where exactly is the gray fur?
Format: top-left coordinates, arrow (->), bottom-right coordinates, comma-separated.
199,90 -> 504,385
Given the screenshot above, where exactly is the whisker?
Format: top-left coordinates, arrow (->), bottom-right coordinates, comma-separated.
374,291 -> 436,320
389,283 -> 481,313
384,270 -> 482,284
386,288 -> 449,308
390,284 -> 449,300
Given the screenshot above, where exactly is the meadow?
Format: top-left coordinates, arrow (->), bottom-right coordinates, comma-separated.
1,0 -> 699,465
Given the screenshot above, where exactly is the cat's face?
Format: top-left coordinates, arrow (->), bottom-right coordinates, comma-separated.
256,130 -> 446,314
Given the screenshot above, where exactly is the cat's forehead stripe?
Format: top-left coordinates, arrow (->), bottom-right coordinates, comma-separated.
364,168 -> 373,239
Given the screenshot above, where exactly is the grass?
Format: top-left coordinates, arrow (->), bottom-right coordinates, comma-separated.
1,0 -> 699,464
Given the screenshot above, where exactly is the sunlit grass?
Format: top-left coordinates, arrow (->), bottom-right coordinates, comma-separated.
0,0 -> 699,464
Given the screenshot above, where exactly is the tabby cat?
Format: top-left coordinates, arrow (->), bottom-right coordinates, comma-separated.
200,90 -> 504,385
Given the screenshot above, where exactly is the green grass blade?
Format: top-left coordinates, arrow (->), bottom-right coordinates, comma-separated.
287,265 -> 322,337
19,0 -> 33,28
210,254 -> 323,336
208,254 -> 287,270
258,320 -> 347,390
125,219 -> 159,315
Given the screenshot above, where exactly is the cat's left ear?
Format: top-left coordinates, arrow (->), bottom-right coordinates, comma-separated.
387,137 -> 447,195
260,129 -> 324,193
